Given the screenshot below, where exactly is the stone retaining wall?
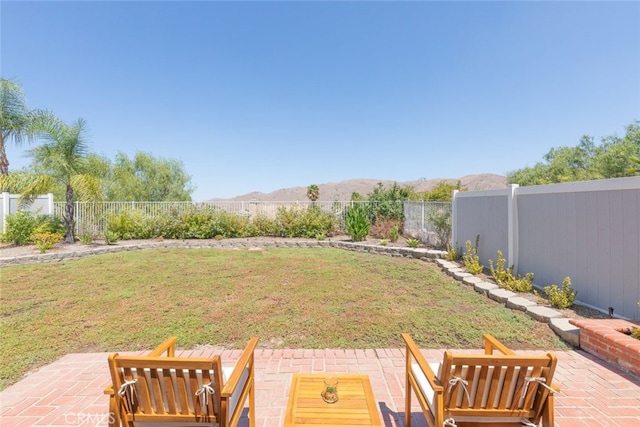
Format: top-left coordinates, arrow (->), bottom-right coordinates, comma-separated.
0,239 -> 446,268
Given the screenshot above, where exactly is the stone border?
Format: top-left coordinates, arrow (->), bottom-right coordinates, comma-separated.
433,259 -> 580,347
0,239 -> 447,268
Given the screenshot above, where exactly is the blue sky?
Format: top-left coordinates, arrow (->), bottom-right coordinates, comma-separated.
2,1 -> 639,201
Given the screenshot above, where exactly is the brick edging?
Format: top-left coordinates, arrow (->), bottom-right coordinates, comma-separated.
569,318 -> 640,376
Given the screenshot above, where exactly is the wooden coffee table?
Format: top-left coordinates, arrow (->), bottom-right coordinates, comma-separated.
284,373 -> 382,426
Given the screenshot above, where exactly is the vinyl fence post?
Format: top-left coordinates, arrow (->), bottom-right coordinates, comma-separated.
451,190 -> 459,249
1,192 -> 9,233
47,193 -> 54,216
507,184 -> 519,273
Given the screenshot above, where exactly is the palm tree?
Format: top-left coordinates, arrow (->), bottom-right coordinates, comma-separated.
0,78 -> 47,176
307,184 -> 320,202
20,117 -> 102,243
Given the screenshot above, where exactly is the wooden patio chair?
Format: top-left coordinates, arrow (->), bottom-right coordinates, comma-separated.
105,336 -> 259,427
403,333 -> 558,427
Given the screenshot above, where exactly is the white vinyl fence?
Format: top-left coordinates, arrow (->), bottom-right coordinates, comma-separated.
452,177 -> 640,320
0,193 -> 54,233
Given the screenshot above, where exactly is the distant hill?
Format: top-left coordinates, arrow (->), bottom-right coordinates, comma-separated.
208,174 -> 507,202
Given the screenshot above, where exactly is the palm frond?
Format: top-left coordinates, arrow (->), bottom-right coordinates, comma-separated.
69,174 -> 103,202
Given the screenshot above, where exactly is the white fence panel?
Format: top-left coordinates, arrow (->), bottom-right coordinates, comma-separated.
0,193 -> 54,233
452,177 -> 640,320
452,189 -> 510,267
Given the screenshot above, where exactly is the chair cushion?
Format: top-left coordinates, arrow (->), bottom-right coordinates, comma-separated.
411,362 -> 441,416
222,365 -> 249,422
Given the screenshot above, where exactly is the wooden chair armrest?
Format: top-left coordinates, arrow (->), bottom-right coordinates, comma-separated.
104,385 -> 115,395
482,333 -> 515,355
221,336 -> 259,397
147,336 -> 177,357
402,333 -> 443,391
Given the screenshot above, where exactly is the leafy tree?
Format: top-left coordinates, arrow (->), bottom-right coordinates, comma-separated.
366,182 -> 411,221
508,121 -> 640,185
0,78 -> 50,177
104,151 -> 194,201
629,155 -> 640,174
594,122 -> 640,178
419,180 -> 465,202
350,192 -> 365,201
306,184 -> 319,202
19,117 -> 102,243
36,152 -> 194,202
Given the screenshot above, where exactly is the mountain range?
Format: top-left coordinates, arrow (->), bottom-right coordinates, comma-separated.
208,173 -> 507,202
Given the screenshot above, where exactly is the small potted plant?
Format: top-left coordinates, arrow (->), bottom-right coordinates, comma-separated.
321,376 -> 339,403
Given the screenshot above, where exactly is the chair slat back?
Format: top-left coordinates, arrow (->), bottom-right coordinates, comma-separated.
109,354 -> 223,424
441,352 -> 557,417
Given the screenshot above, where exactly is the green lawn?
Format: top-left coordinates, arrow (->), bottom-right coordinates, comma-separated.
0,247 -> 566,390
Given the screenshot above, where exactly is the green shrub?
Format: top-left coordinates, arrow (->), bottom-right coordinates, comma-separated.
104,205 -> 339,240
428,210 -> 451,249
32,232 -> 63,253
345,204 -> 370,242
462,236 -> 483,275
274,205 -> 337,238
34,215 -> 65,235
107,209 -> 155,240
489,250 -> 534,292
2,212 -> 64,246
406,238 -> 420,248
79,234 -> 94,244
379,239 -> 388,246
104,231 -> 119,245
544,277 -> 577,309
250,214 -> 277,236
388,224 -> 400,243
445,242 -> 461,261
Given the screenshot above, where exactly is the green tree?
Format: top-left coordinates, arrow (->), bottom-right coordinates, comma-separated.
507,121 -> 640,185
594,122 -> 640,178
629,156 -> 640,174
420,180 -> 465,202
0,78 -> 49,176
104,151 -> 193,201
306,184 -> 319,202
367,182 -> 411,221
20,117 -> 102,243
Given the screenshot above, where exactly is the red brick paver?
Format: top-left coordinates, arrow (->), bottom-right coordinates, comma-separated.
1,348 -> 638,426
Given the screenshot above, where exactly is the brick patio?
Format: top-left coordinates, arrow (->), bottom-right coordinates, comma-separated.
1,346 -> 639,426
